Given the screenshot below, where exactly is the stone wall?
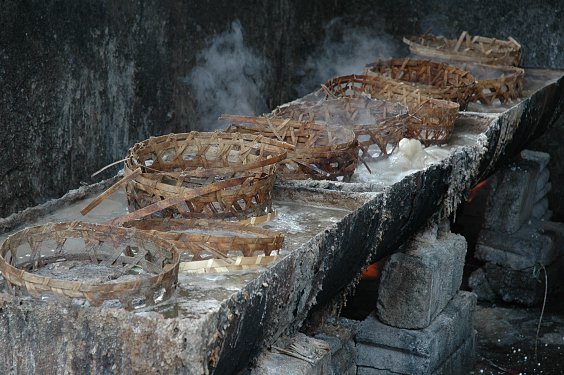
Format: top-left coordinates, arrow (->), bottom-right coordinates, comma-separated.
1,0 -> 562,216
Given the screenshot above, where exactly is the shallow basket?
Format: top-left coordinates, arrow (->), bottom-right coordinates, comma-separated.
323,74 -> 460,146
124,131 -> 293,220
365,58 -> 476,109
221,115 -> 359,181
0,222 -> 180,309
270,96 -> 409,159
123,218 -> 284,261
449,62 -> 524,105
403,32 -> 522,67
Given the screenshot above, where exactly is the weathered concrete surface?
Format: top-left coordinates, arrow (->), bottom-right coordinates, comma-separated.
356,291 -> 477,375
376,230 -> 467,329
0,187 -> 381,374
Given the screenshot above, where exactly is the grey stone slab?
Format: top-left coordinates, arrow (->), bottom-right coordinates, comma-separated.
468,268 -> 497,302
476,219 -> 563,269
483,159 -> 541,233
251,333 -> 331,375
532,197 -> 549,219
356,291 -> 477,374
432,330 -> 476,375
357,331 -> 476,375
535,182 -> 552,203
521,149 -> 550,171
536,168 -> 551,191
315,321 -> 357,375
473,256 -> 564,305
376,231 -> 467,329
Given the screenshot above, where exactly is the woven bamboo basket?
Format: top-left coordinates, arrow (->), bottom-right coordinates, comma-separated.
123,132 -> 294,220
221,115 -> 359,181
365,58 -> 476,109
403,32 -> 522,67
450,62 -> 524,105
270,96 -> 409,159
323,74 -> 460,146
0,222 -> 180,309
123,218 -> 284,260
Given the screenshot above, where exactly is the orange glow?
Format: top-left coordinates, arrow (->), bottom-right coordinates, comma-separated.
362,262 -> 380,279
467,178 -> 489,203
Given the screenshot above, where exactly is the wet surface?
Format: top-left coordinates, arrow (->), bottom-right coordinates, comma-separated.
472,296 -> 564,374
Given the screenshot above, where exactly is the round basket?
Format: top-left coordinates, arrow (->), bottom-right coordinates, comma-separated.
0,222 -> 180,309
124,132 -> 293,220
403,32 -> 522,67
270,96 -> 409,159
221,115 -> 359,181
323,74 -> 460,146
365,58 -> 476,110
123,218 -> 284,260
450,62 -> 524,105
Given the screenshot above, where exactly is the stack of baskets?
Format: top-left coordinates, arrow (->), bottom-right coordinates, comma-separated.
270,96 -> 409,159
403,32 -> 524,105
323,74 -> 460,145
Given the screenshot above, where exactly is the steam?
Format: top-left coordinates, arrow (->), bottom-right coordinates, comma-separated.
187,20 -> 270,130
296,17 -> 400,96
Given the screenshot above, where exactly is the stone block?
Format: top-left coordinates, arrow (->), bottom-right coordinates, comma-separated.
315,321 -> 356,375
532,197 -> 549,219
376,231 -> 467,329
356,331 -> 476,375
251,333 -> 331,375
432,330 -> 476,375
471,257 -> 564,306
475,220 -> 558,269
521,149 -> 550,170
483,159 -> 540,233
356,291 -> 477,374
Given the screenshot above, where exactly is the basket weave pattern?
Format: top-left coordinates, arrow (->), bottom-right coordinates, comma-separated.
365,58 -> 476,110
403,32 -> 522,67
0,222 -> 180,309
223,115 -> 359,181
124,218 -> 284,260
271,97 -> 408,159
323,74 -> 460,145
453,62 -> 524,105
124,132 -> 292,219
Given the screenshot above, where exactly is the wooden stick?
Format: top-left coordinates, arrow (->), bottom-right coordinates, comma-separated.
80,168 -> 142,216
90,158 -> 127,177
107,176 -> 250,225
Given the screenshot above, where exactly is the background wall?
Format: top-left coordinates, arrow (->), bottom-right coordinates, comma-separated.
1,0 -> 562,217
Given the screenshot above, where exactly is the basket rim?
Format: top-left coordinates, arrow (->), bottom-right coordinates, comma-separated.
324,74 -> 461,110
0,222 -> 180,297
365,57 -> 477,89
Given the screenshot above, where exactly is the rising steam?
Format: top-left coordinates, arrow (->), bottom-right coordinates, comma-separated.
187,20 -> 270,130
296,17 -> 399,96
